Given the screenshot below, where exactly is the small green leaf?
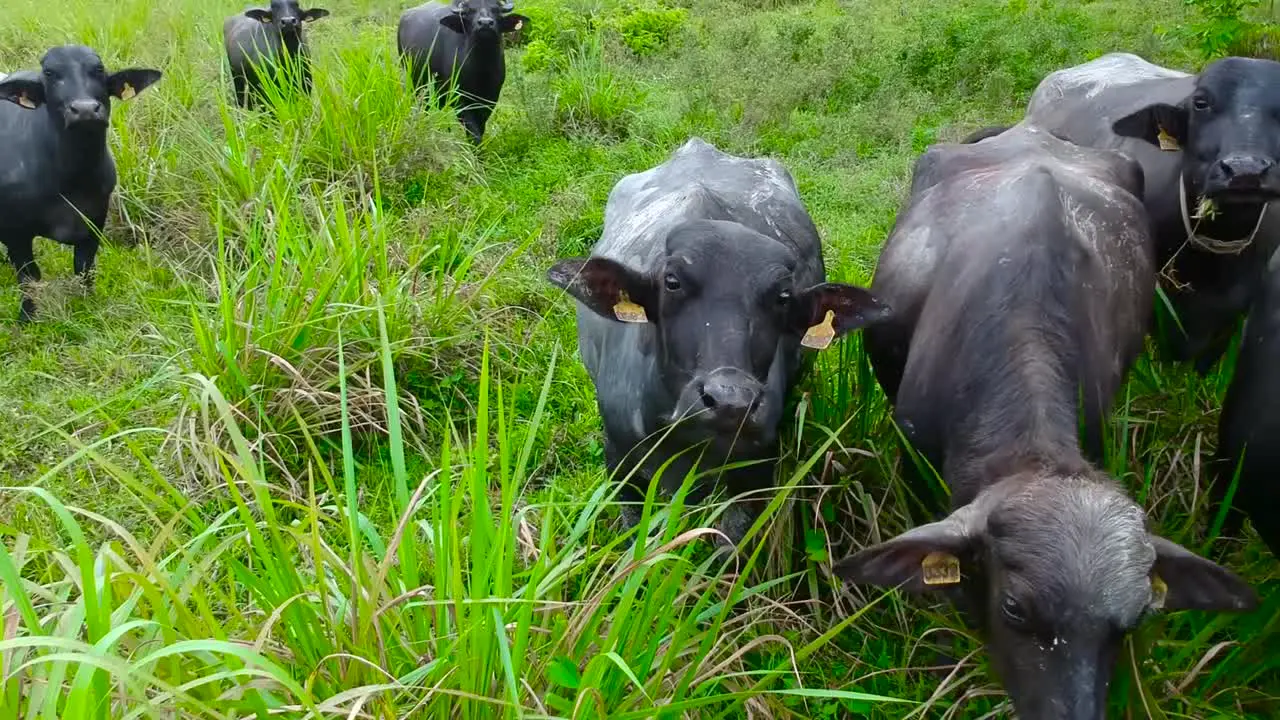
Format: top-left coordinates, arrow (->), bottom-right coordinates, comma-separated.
548,656 -> 581,689
805,528 -> 828,562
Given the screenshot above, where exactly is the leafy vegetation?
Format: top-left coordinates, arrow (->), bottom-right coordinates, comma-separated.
1,0 -> 1277,717
1184,0 -> 1280,58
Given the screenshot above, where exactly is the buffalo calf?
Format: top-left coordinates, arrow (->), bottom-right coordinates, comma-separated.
0,46 -> 161,322
224,1 -> 329,108
548,138 -> 888,546
837,125 -> 1255,720
398,0 -> 529,144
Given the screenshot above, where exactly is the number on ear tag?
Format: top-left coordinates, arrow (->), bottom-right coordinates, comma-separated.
801,309 -> 836,350
921,552 -> 961,585
613,293 -> 648,323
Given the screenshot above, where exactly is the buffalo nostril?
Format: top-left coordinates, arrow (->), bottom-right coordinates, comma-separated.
698,383 -> 718,409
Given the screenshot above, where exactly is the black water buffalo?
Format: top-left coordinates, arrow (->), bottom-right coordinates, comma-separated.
547,138 -> 889,546
1214,250 -> 1280,559
976,53 -> 1280,373
224,1 -> 329,108
398,0 -> 529,144
838,124 -> 1256,719
0,46 -> 161,322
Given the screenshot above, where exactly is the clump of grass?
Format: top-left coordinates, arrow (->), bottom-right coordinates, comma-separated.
608,2 -> 689,56
0,338 -> 914,717
552,35 -> 646,139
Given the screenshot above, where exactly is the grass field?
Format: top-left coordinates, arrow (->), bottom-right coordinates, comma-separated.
2,0 -> 1279,717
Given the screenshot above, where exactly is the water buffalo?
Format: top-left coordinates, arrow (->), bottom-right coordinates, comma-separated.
839,124 -> 1256,719
398,0 -> 529,144
224,1 -> 329,108
547,137 -> 889,546
973,53 -> 1280,373
1214,249 -> 1280,559
0,46 -> 162,322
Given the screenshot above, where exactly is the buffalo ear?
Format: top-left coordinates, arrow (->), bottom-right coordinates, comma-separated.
302,8 -> 330,22
108,69 -> 162,101
440,12 -> 466,33
547,257 -> 656,324
833,507 -> 980,593
1149,535 -> 1257,612
0,73 -> 45,109
500,13 -> 529,33
793,282 -> 890,350
244,8 -> 273,23
1112,101 -> 1188,151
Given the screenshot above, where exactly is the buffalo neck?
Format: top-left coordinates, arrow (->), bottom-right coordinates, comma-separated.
945,350 -> 1086,507
463,31 -> 504,60
934,235 -> 1093,506
52,122 -> 110,178
280,29 -> 304,56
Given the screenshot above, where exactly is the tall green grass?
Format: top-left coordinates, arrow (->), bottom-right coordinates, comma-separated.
0,337 -> 912,717
1,0 -> 1278,717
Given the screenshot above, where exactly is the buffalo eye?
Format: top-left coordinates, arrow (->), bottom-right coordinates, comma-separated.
1192,95 -> 1211,112
1000,596 -> 1027,626
663,273 -> 681,291
775,289 -> 792,306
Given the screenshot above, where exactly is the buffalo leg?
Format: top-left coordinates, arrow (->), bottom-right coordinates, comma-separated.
73,233 -> 101,294
5,235 -> 41,322
459,108 -> 487,145
233,75 -> 249,108
1209,452 -> 1248,546
606,437 -> 648,532
863,322 -> 911,403
718,467 -> 773,550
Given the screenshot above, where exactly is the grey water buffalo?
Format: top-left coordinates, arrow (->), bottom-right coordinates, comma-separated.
224,1 -> 329,108
972,53 -> 1280,373
838,124 -> 1256,720
0,46 -> 161,322
1214,250 -> 1280,559
547,138 -> 889,546
398,0 -> 529,144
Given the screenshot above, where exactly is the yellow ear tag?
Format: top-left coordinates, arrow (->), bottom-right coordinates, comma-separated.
515,19 -> 524,30
119,82 -> 136,100
1157,126 -> 1179,152
17,92 -> 36,109
612,293 -> 648,323
921,551 -> 961,586
1149,573 -> 1168,610
800,309 -> 836,350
